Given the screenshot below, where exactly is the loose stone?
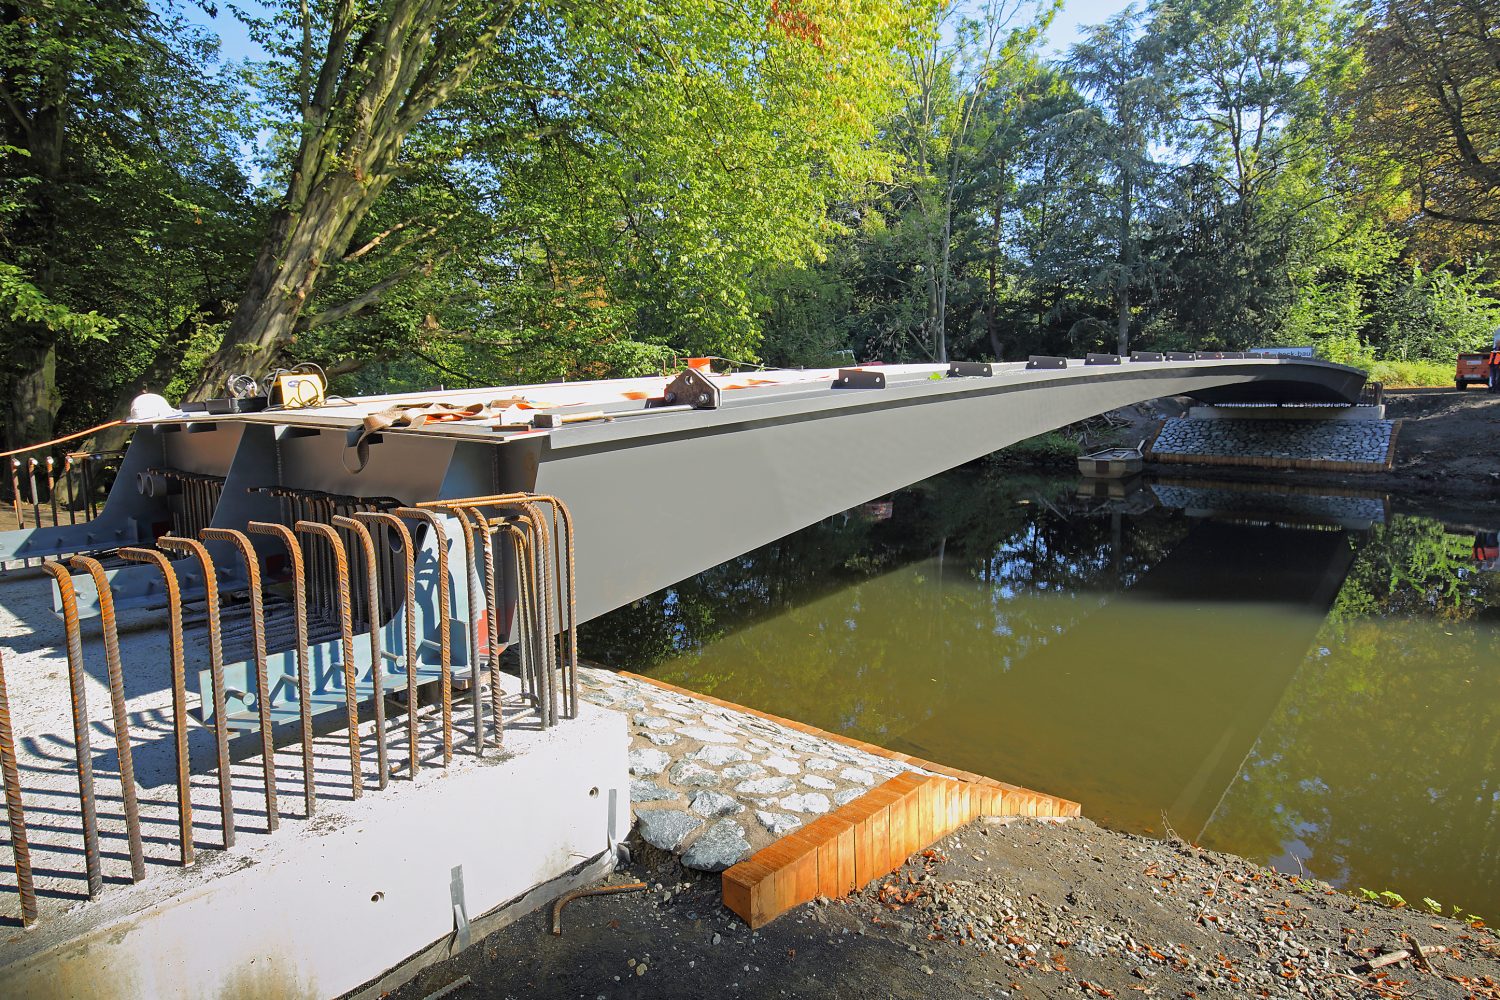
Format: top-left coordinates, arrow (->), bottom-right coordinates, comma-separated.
637,809 -> 701,851
801,774 -> 836,790
645,732 -> 681,747
633,714 -> 675,730
681,818 -> 751,871
839,766 -> 876,785
805,757 -> 838,771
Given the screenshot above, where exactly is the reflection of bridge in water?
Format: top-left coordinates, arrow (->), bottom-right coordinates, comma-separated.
607,479 -> 1378,843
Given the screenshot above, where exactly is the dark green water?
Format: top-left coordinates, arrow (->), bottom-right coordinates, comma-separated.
582,464 -> 1500,921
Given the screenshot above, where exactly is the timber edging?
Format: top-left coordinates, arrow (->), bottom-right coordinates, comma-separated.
617,671 -> 1082,928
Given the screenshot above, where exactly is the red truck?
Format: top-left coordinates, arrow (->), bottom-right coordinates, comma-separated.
1455,351 -> 1500,390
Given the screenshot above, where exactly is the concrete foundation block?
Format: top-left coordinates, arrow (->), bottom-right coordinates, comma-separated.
0,703 -> 629,1000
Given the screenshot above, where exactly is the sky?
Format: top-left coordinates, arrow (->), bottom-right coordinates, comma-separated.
189,0 -> 1137,66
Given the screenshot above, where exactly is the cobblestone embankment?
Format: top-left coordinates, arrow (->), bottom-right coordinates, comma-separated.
580,667 -> 926,871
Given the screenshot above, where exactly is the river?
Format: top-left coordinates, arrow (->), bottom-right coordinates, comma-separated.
582,460 -> 1500,922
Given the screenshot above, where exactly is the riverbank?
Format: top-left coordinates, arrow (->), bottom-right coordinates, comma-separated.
391,816 -> 1500,1000
1095,388 -> 1499,520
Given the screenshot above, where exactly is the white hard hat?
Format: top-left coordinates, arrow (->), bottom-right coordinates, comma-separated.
129,392 -> 178,422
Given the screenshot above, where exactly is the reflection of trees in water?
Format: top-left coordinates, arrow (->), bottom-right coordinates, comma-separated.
581,462 -> 1190,672
1204,516 -> 1500,916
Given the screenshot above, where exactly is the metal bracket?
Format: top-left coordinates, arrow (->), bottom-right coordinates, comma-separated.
1130,352 -> 1165,362
833,368 -> 886,389
451,864 -> 471,952
1085,353 -> 1122,365
661,367 -> 720,409
1026,356 -> 1068,370
946,361 -> 993,378
1165,352 -> 1197,361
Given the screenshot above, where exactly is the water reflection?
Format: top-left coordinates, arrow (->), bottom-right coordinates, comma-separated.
582,463 -> 1500,917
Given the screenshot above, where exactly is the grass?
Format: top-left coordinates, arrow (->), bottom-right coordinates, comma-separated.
1363,359 -> 1458,388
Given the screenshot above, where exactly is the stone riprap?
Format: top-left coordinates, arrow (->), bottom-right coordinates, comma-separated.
580,667 -> 920,872
1149,416 -> 1395,469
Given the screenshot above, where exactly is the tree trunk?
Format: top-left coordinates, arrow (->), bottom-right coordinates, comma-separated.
7,343 -> 61,449
184,177 -> 376,402
1116,172 -> 1134,357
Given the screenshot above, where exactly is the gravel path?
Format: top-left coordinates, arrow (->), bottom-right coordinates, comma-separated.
389,817 -> 1500,1000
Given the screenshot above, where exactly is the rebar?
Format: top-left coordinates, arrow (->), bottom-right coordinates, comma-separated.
247,521 -> 316,816
396,507 -> 452,765
68,556 -> 147,881
295,520 -> 363,798
0,648 -> 38,926
363,512 -> 419,778
62,455 -> 76,525
201,528 -> 278,832
119,547 -> 193,866
40,563 -> 102,897
445,507 -> 485,756
335,514 -> 387,789
158,536 -> 235,848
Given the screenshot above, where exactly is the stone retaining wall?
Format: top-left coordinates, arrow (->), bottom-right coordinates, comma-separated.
1148,415 -> 1399,472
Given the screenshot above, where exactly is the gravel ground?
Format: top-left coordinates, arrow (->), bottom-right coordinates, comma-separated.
387,818 -> 1500,1000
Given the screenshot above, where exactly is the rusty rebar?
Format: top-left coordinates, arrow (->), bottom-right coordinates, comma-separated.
335,514 -> 387,790
119,547 -> 193,864
247,522 -> 315,816
471,510 -> 504,745
418,493 -> 578,720
201,529 -> 278,832
396,508 -> 452,765
158,536 -> 235,848
0,648 -> 38,926
296,520 -> 363,798
69,556 -> 147,881
444,507 -> 485,756
40,563 -> 102,897
363,512 -> 419,778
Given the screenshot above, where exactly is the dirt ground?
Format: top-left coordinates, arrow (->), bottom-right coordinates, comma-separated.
388,818 -> 1500,1000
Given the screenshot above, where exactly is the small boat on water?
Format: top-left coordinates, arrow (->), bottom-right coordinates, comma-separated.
1078,441 -> 1145,479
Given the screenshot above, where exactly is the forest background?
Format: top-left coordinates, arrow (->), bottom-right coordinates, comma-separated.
2,0 -> 1497,448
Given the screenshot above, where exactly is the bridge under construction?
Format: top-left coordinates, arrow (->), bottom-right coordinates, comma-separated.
0,353 -> 1364,996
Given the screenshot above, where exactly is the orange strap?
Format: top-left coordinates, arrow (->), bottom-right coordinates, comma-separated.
1,419 -> 126,460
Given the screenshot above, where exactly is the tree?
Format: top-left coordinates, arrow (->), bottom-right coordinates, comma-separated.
1062,7 -> 1180,356
886,0 -> 1055,362
0,0 -> 254,446
178,0 -> 931,402
1355,0 -> 1500,247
